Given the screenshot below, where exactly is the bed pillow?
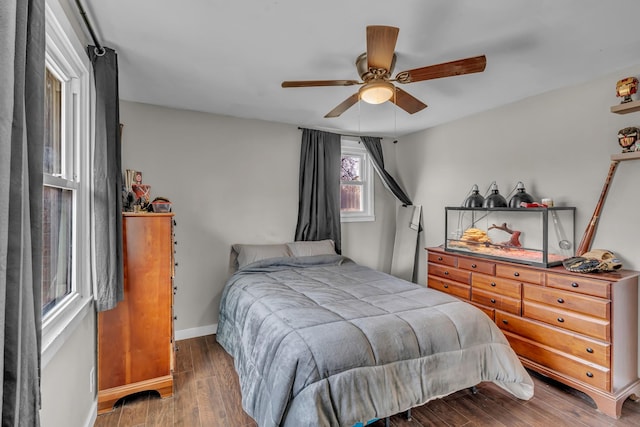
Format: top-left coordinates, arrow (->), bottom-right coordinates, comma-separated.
287,239 -> 336,257
232,243 -> 292,270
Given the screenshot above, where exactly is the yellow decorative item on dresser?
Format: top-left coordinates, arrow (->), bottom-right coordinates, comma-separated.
427,246 -> 640,418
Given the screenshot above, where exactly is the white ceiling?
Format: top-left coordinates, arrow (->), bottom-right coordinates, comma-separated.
80,0 -> 640,137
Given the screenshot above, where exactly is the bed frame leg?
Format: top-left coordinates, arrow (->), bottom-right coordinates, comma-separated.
470,385 -> 478,394
384,417 -> 390,427
405,408 -> 412,420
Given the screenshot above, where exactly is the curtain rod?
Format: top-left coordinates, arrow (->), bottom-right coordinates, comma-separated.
75,0 -> 105,55
297,127 -> 398,143
297,127 -> 363,139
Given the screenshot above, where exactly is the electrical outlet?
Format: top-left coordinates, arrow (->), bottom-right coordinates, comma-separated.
89,367 -> 95,394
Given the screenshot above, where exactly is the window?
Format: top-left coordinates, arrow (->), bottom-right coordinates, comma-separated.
42,0 -> 92,365
42,68 -> 75,316
340,139 -> 374,222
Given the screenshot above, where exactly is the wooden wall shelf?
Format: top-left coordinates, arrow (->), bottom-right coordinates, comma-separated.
611,151 -> 640,161
610,99 -> 640,114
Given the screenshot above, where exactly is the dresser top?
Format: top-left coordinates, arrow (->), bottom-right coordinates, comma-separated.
426,246 -> 639,281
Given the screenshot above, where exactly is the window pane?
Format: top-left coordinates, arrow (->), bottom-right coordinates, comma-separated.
341,184 -> 362,212
44,68 -> 62,175
341,155 -> 361,182
42,186 -> 73,315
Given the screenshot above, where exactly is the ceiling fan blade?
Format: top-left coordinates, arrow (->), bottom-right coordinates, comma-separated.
324,93 -> 360,118
366,26 -> 399,72
282,80 -> 360,88
391,87 -> 427,114
395,55 -> 487,83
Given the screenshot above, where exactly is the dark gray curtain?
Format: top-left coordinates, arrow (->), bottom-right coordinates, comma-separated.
0,0 -> 44,425
360,136 -> 413,206
88,47 -> 124,312
295,128 -> 342,254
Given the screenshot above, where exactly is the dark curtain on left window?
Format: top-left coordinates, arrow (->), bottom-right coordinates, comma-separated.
88,47 -> 124,312
0,0 -> 45,424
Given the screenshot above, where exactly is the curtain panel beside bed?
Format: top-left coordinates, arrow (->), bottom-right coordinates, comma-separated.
295,128 -> 342,253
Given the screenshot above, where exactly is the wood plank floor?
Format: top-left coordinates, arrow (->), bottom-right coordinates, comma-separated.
94,335 -> 640,427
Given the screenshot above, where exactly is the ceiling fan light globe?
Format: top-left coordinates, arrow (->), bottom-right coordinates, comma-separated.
359,81 -> 394,104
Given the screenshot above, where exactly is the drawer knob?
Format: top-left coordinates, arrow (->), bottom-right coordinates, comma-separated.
557,317 -> 565,323
586,372 -> 594,378
438,256 -> 443,261
571,282 -> 579,288
513,272 -> 520,277
443,284 -> 449,289
490,298 -> 496,304
586,347 -> 594,354
502,319 -> 509,325
444,271 -> 449,275
490,282 -> 497,287
471,264 -> 477,268
557,298 -> 564,304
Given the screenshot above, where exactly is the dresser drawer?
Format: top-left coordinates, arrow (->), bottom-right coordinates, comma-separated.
496,264 -> 544,284
546,272 -> 610,299
496,312 -> 610,367
427,251 -> 457,267
504,331 -> 610,391
473,273 -> 521,299
428,263 -> 471,284
523,300 -> 610,341
458,257 -> 495,275
471,288 -> 521,315
427,276 -> 470,300
523,284 -> 609,320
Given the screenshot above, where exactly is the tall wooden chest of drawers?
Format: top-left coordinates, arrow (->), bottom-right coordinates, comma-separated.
427,246 -> 640,418
97,213 -> 175,414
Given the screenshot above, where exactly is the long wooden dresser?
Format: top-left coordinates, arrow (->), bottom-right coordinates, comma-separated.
97,213 -> 176,414
427,246 -> 640,418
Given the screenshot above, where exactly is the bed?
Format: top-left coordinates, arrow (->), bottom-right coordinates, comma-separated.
216,241 -> 534,427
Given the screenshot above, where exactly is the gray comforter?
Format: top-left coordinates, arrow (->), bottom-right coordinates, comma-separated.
216,255 -> 534,427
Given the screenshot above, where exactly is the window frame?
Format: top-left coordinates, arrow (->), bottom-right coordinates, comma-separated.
340,138 -> 375,222
42,0 -> 93,367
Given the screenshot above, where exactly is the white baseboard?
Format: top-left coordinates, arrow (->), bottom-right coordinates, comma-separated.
84,401 -> 97,427
175,323 -> 218,340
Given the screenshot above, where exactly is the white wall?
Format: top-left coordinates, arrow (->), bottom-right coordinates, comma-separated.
40,311 -> 96,427
40,2 -> 97,427
395,63 -> 640,285
119,101 -> 398,336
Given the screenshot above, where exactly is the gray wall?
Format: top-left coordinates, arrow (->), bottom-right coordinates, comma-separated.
396,63 -> 640,284
119,101 -> 398,337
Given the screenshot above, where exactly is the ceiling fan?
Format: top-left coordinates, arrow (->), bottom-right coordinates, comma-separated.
281,26 -> 487,118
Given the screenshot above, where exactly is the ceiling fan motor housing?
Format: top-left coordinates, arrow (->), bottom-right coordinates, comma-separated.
356,52 -> 396,81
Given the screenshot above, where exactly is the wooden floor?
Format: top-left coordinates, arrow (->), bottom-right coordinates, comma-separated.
94,335 -> 640,427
